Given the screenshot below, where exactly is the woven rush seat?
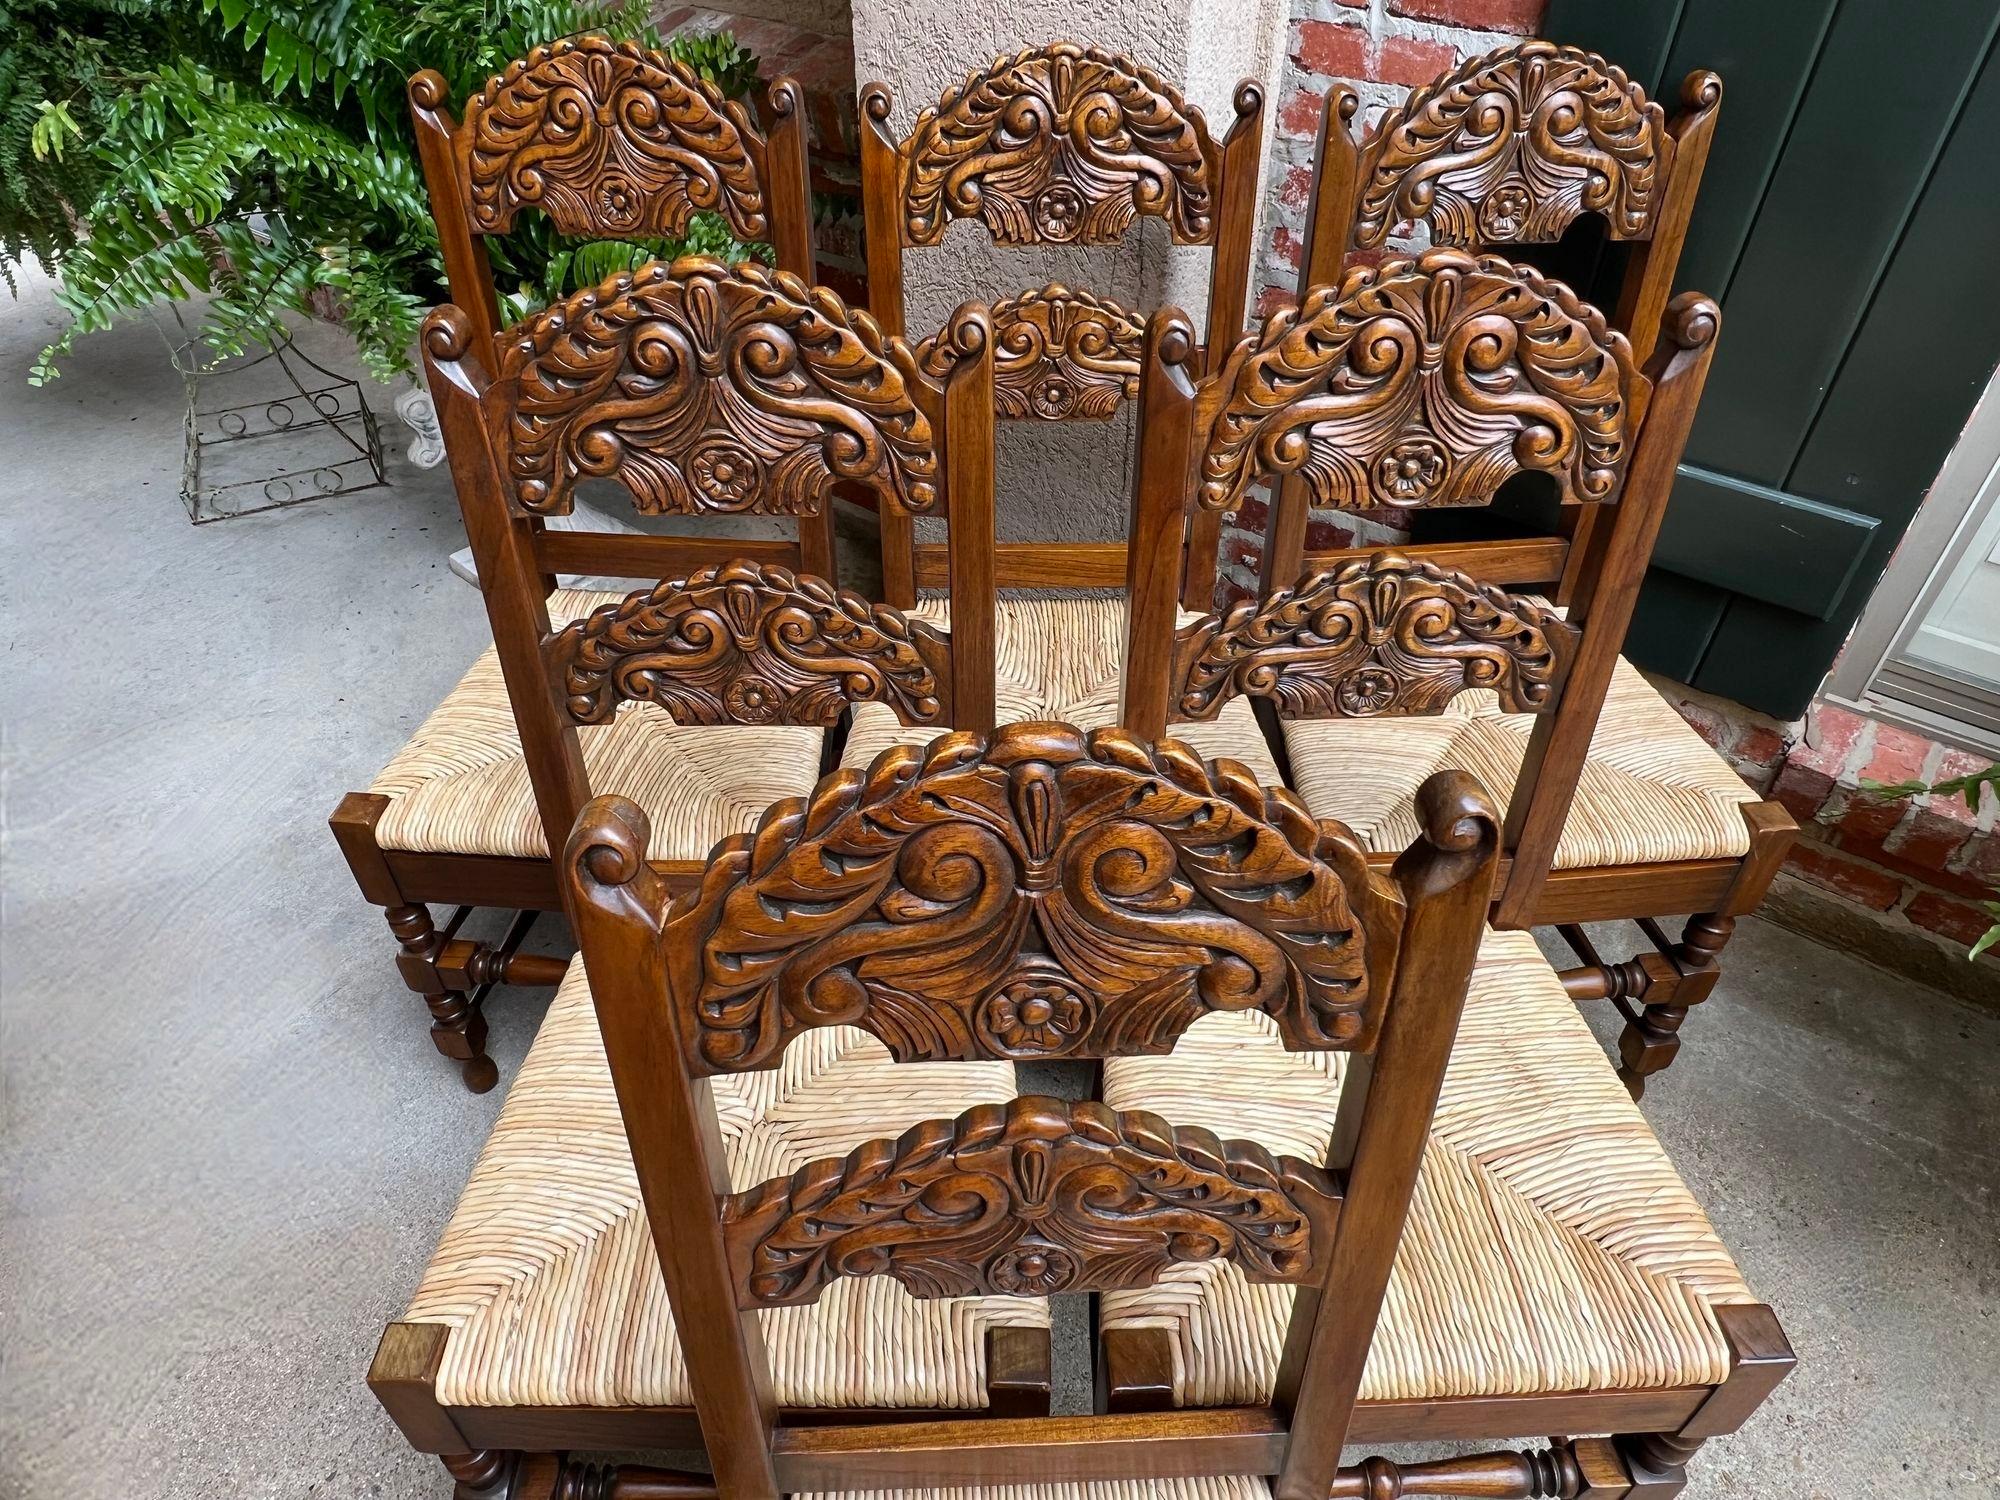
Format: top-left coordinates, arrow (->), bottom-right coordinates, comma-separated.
402,960 -> 1048,1409
1100,927 -> 1755,1407
840,595 -> 1279,776
368,589 -> 823,861
797,1483 -> 1271,1500
1283,655 -> 1758,870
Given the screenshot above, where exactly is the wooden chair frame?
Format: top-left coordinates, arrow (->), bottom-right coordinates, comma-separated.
859,41 -> 1267,610
1120,247 -> 1793,1097
330,38 -> 831,1091
333,257 -> 998,1089
1263,41 -> 1723,608
405,36 -> 831,568
369,735 -> 1791,1499
1242,45 -> 1790,1094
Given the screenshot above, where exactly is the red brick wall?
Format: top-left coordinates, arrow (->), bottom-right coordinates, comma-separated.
1649,678 -> 1999,974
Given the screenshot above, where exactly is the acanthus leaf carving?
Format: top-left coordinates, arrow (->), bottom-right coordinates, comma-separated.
901,43 -> 1214,247
547,560 -> 953,727
664,724 -> 1401,1075
464,34 -> 769,241
1173,552 -> 1576,721
499,257 -> 938,518
918,283 -> 1145,421
1199,249 -> 1639,514
1354,40 -> 1670,249
720,1096 -> 1340,1305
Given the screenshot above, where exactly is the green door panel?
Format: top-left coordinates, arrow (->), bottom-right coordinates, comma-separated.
1544,0 -> 2000,716
1651,466 -> 1878,617
1691,35 -> 2000,717
1651,0 -> 1838,301
1687,0 -> 2000,486
1623,571 -> 1730,683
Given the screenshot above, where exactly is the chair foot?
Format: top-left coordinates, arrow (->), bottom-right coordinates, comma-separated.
387,903 -> 496,1094
443,1450 -> 516,1499
1616,1430 -> 1705,1498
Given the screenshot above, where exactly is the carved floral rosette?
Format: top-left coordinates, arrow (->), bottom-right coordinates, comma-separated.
547,560 -> 953,727
721,1097 -> 1339,1305
498,258 -> 938,517
917,283 -> 1144,420
1173,552 -> 1576,721
664,724 -> 1401,1074
1198,249 -> 1639,513
900,43 -> 1214,246
461,34 -> 768,240
1354,40 -> 1671,248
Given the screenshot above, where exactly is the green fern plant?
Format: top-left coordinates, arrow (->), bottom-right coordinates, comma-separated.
3,1 -> 768,384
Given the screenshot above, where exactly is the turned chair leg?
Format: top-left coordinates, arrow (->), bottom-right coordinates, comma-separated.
1617,913 -> 1732,1100
1556,912 -> 1736,1100
443,1450 -> 516,1499
445,1451 -> 716,1500
388,903 -> 499,1094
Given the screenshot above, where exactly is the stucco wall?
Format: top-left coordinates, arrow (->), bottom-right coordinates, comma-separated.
850,0 -> 1287,545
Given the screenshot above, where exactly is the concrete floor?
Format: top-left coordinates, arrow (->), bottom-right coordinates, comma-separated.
3,269 -> 1996,1499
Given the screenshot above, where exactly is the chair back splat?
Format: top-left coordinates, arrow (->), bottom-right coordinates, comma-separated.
419,257 -> 999,868
1122,252 -> 1723,921
1266,41 -> 1722,603
565,724 -> 1501,1497
407,35 -> 833,573
859,42 -> 1268,608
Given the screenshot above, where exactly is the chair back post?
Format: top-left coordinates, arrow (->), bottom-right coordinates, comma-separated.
1611,71 -> 1724,366
1494,294 -> 1722,925
859,83 -> 918,607
1260,85 -> 1360,600
1553,69 -> 1721,605
420,305 -> 591,846
1181,80 -> 1268,610
562,799 -> 782,1500
407,71 -> 506,361
760,76 -> 818,282
1122,310 -> 1202,742
937,302 -> 999,733
861,47 -> 1267,602
1271,773 -> 1501,1500
761,74 -> 836,577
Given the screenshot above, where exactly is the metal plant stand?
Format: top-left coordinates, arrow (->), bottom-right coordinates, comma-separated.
175,328 -> 387,523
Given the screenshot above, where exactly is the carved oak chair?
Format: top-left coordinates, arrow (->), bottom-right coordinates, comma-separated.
1248,45 -> 1776,1089
1117,248 -> 1793,1097
368,727 -> 1790,1498
859,41 -> 1267,611
405,34 -> 840,584
330,258 -> 998,1089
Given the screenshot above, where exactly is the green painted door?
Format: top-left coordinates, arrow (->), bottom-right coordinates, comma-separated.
1542,0 -> 2000,718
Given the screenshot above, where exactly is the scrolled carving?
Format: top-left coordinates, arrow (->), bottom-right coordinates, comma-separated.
901,43 -> 1214,247
664,724 -> 1401,1074
499,257 -> 938,517
917,283 -> 1144,420
546,560 -> 953,727
720,1096 -> 1340,1305
1172,552 -> 1576,721
463,34 -> 768,240
1198,249 -> 1639,513
1354,41 -> 1669,249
